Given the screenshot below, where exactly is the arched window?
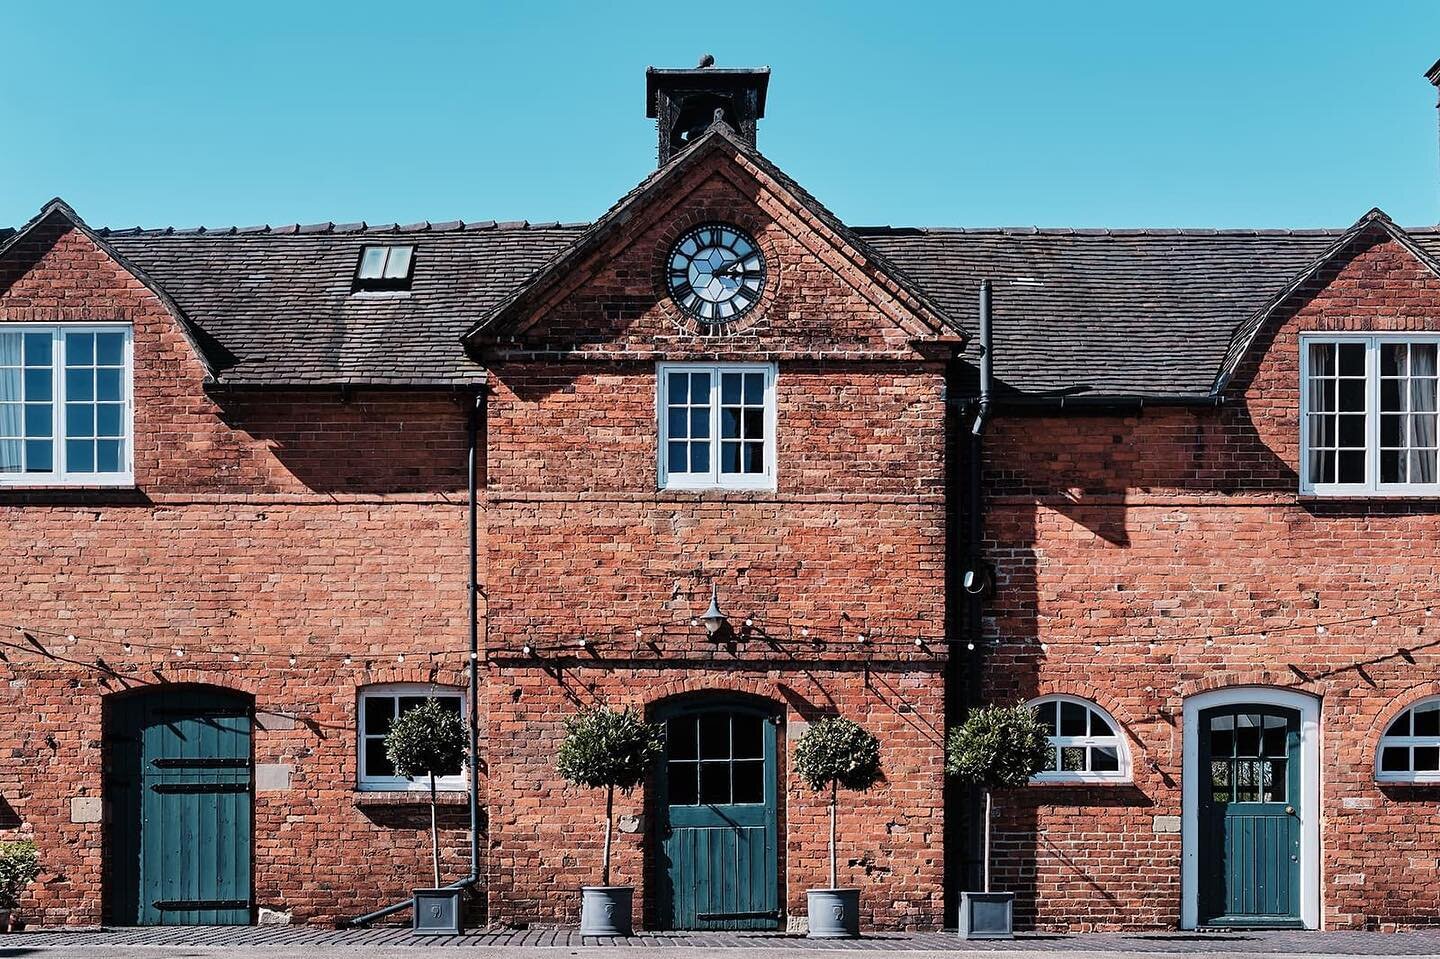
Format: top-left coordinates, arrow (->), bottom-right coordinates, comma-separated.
1028,695 -> 1130,783
357,684 -> 467,791
1377,696 -> 1440,783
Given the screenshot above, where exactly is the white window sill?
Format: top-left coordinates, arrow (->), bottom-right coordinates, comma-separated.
354,789 -> 469,806
661,476 -> 777,492
0,474 -> 135,489
1029,774 -> 1132,786
1375,775 -> 1440,785
357,780 -> 467,794
1300,490 -> 1440,500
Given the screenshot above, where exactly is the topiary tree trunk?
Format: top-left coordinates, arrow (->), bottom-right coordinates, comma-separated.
602,783 -> 614,886
556,707 -> 664,889
945,703 -> 1052,892
429,770 -> 440,886
793,716 -> 882,890
385,698 -> 469,889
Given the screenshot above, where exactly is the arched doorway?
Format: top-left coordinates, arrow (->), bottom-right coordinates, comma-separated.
1181,687 -> 1320,929
103,685 -> 254,925
654,697 -> 780,931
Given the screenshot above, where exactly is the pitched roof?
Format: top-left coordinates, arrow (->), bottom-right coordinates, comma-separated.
1,198 -> 219,381
1213,209 -> 1440,392
856,224 -> 1438,397
463,123 -> 962,342
9,199 -> 1439,395
105,220 -> 583,387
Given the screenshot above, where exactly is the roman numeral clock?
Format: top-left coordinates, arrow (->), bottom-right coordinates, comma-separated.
666,224 -> 767,326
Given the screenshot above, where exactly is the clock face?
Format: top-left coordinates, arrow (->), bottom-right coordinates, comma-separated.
666,224 -> 766,323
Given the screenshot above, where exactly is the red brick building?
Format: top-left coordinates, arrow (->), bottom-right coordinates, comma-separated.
2,58 -> 1440,933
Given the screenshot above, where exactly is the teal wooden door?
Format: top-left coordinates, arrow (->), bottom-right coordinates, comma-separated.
1198,705 -> 1302,927
658,702 -> 779,930
105,687 -> 253,925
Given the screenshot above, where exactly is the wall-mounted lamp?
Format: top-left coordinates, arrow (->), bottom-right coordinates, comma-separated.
700,584 -> 729,639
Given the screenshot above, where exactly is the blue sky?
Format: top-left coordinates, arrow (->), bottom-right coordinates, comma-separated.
5,1 -> 1440,231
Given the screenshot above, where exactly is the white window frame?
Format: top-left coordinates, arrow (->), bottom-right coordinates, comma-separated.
0,323 -> 134,488
657,362 -> 777,491
1376,695 -> 1440,784
1299,332 -> 1440,496
357,684 -> 468,792
1027,694 -> 1131,784
356,244 -> 415,280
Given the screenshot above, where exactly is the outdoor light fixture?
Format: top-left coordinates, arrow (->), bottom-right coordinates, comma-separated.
700,584 -> 729,639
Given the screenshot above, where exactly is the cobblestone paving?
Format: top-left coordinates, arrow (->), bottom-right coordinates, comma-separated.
2,927 -> 1440,955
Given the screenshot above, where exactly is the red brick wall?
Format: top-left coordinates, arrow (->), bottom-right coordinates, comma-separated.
482,665 -> 946,930
981,234 -> 1440,931
479,148 -> 954,930
0,215 -> 478,926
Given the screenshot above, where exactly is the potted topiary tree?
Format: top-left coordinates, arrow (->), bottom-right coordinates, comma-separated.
0,839 -> 39,933
384,696 -> 470,935
556,707 -> 663,936
945,702 -> 1051,939
792,716 -> 882,939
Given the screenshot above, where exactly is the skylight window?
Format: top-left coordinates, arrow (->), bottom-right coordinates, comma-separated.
354,245 -> 415,291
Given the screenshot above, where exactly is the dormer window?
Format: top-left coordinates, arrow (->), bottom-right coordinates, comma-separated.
353,245 -> 415,292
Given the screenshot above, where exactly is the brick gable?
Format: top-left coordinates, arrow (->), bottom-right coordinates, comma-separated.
980,233 -> 1440,931
473,137 -> 960,361
0,211 -> 479,926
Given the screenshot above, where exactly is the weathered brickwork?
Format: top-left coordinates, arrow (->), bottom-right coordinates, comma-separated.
482,665 -> 946,930
7,139 -> 1438,937
479,146 -> 954,930
981,234 -> 1440,931
0,216 -> 478,926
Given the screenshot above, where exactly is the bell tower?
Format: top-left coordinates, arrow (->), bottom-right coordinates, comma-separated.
646,55 -> 770,166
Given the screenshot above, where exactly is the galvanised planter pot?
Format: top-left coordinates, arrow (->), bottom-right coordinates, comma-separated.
958,891 -> 1014,939
411,887 -> 464,935
580,885 -> 634,936
806,888 -> 860,939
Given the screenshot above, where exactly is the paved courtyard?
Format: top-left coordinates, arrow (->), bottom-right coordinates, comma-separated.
1,927 -> 1438,958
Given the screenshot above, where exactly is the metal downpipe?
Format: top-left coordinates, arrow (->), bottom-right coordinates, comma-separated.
348,387 -> 485,927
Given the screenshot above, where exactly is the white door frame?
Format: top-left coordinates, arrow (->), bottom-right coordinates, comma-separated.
1180,686 -> 1321,930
